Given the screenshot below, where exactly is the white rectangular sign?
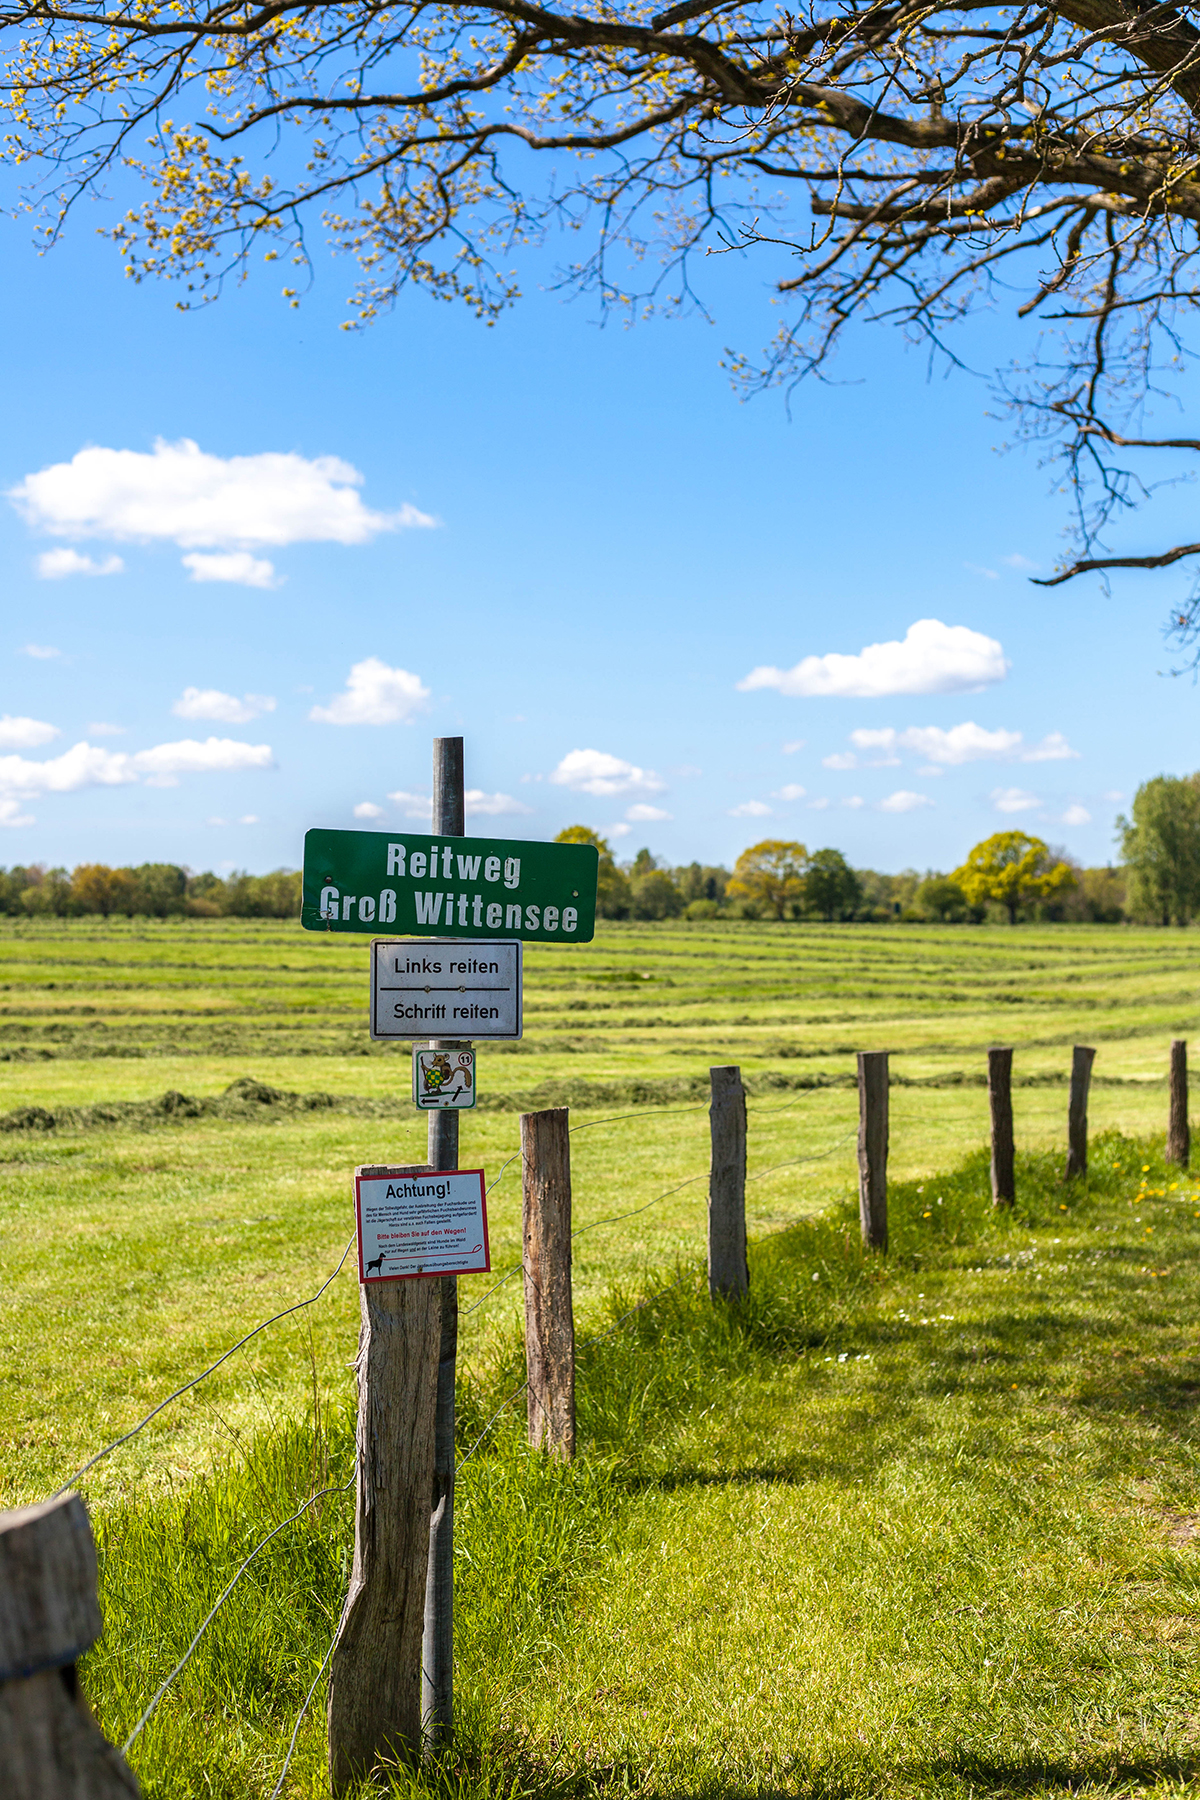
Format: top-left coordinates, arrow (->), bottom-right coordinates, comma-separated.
355,1165 -> 490,1281
370,938 -> 522,1040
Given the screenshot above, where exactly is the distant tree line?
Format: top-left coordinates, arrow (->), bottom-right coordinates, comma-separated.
555,827 -> 1130,925
0,863 -> 301,918
6,770 -> 1200,927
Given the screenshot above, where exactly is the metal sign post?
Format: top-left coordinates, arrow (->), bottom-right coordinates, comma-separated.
423,735 -> 461,1756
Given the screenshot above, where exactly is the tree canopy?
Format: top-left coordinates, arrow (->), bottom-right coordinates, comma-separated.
726,839 -> 807,919
6,0 -> 1200,604
1118,774 -> 1200,924
953,831 -> 1074,924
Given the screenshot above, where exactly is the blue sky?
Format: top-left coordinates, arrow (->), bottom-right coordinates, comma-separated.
1,188 -> 1196,878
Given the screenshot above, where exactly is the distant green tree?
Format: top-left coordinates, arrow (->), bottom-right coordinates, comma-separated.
1063,866 -> 1126,923
804,849 -> 862,921
222,870 -> 303,917
726,840 -> 807,920
675,862 -> 730,906
19,867 -> 72,917
1118,775 -> 1200,925
916,875 -> 969,923
554,825 -> 632,919
630,847 -> 658,880
953,833 -> 1075,925
0,866 -> 42,915
131,863 -> 188,917
630,869 -> 685,920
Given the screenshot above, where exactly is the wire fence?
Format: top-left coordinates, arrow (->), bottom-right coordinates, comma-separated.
41,1077 -> 859,1791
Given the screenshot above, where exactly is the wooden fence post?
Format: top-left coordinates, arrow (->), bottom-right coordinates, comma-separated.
988,1047 -> 1015,1208
521,1108 -> 576,1459
857,1051 -> 888,1251
708,1065 -> 748,1297
1168,1038 -> 1190,1168
1064,1045 -> 1096,1181
328,1165 -> 441,1796
0,1491 -> 140,1798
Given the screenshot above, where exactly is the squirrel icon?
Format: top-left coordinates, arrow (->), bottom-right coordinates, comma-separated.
422,1053 -> 472,1098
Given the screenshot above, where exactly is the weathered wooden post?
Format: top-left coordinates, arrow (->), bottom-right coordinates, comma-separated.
0,1491 -> 140,1798
423,735 -> 464,1754
1168,1038 -> 1190,1168
988,1047 -> 1015,1208
521,1107 -> 576,1459
857,1051 -> 888,1250
328,1167 -> 441,1794
708,1065 -> 748,1297
1064,1044 -> 1096,1181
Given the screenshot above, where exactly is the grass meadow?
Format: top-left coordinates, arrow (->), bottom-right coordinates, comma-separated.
2,917 -> 1200,1797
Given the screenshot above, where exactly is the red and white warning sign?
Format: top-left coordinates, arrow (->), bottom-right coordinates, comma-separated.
355,1165 -> 490,1282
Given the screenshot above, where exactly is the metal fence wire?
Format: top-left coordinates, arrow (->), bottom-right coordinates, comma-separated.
44,1083 -> 859,1789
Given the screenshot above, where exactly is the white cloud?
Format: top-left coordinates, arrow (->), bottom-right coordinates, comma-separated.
1103,789 -> 1124,803
626,802 -> 672,822
182,552 -> 280,589
310,658 -> 430,726
892,723 -> 1022,765
387,789 -> 433,819
21,644 -> 60,659
992,786 -> 1041,814
37,548 -> 123,579
845,722 -> 1078,767
823,752 -> 858,771
1061,803 -> 1092,826
782,739 -> 806,754
842,796 -> 865,808
9,438 -> 434,548
773,783 -> 807,801
0,716 -> 58,750
549,749 -> 665,798
729,800 -> 772,817
964,562 -> 999,580
608,822 -> 632,838
206,816 -> 227,826
0,735 -> 275,817
239,814 -> 260,825
132,738 -> 275,787
1022,731 -> 1079,763
738,619 -> 1009,700
466,790 -> 534,817
89,722 -> 126,737
808,797 -> 830,810
174,687 -> 276,725
0,799 -> 34,827
878,790 -> 934,813
354,801 -> 385,819
0,742 -> 137,798
1002,553 -> 1039,571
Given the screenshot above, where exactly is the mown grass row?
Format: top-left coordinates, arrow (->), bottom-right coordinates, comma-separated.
84,1133 -> 1200,1799
4,918 -> 1200,1076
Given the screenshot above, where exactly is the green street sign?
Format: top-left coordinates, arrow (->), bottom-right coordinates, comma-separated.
302,828 -> 599,942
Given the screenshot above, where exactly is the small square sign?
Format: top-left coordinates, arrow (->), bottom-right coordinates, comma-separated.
355,1165 -> 490,1282
413,1047 -> 476,1109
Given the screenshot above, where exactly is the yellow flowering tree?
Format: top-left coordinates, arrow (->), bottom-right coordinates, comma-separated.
953,833 -> 1074,926
726,840 -> 806,921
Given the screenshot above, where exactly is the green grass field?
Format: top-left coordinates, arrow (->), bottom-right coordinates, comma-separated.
2,918 -> 1199,1798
